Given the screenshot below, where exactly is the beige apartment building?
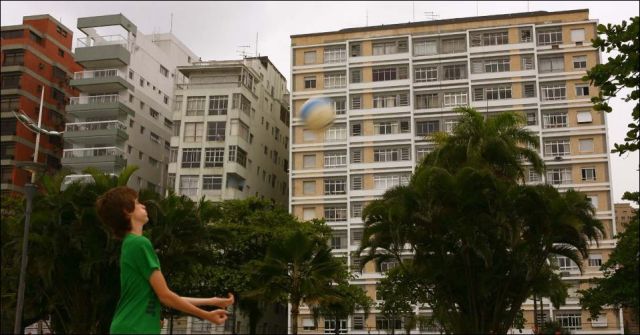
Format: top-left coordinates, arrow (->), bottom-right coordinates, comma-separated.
289,9 -> 620,334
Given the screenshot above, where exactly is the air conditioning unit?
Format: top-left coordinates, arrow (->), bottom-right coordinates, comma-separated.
551,44 -> 560,49
576,41 -> 583,46
560,271 -> 571,277
554,156 -> 563,161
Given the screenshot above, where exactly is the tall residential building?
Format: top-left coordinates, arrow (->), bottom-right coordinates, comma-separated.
63,14 -> 197,193
169,56 -> 290,206
290,9 -> 620,334
1,15 -> 82,195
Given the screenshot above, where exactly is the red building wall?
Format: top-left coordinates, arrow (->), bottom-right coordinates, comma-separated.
1,15 -> 83,193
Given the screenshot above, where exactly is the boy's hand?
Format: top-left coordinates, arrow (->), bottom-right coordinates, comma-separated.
213,293 -> 234,308
206,309 -> 228,325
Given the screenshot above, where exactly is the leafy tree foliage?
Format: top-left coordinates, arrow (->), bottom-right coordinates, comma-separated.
359,108 -> 603,333
312,281 -> 373,335
585,16 -> 639,154
579,191 -> 639,319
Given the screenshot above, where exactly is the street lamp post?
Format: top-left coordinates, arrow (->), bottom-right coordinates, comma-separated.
12,88 -> 64,334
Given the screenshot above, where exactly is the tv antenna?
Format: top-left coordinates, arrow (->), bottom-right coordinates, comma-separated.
237,45 -> 250,58
424,11 -> 440,21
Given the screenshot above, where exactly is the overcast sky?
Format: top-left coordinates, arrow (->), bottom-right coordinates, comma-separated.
2,1 -> 638,204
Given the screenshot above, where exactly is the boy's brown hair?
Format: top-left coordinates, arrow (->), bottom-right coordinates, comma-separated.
96,186 -> 138,239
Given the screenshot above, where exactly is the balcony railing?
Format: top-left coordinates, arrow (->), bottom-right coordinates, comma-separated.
77,34 -> 128,48
73,68 -> 126,80
65,120 -> 127,132
63,146 -> 124,159
69,94 -> 120,105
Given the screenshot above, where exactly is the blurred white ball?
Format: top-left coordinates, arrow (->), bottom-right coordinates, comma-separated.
300,97 -> 335,130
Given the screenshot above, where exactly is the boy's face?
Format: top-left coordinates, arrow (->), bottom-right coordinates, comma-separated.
131,198 -> 149,224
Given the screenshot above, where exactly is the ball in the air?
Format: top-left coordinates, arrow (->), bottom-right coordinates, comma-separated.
300,97 -> 335,130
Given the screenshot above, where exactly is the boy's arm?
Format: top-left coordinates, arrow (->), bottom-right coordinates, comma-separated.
183,294 -> 234,308
149,270 -> 228,325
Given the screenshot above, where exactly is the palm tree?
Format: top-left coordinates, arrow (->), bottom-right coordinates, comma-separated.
311,282 -> 373,335
247,227 -> 346,335
359,108 -> 603,333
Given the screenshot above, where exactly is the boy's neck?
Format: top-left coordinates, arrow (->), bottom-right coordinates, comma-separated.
130,222 -> 144,236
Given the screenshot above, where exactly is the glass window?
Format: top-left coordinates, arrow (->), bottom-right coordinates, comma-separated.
207,122 -> 226,141
204,148 -> 224,167
208,95 -> 228,115
303,154 -> 316,168
570,29 -> 585,42
181,148 -> 201,168
303,181 -> 315,195
186,96 -> 206,116
573,56 -> 587,69
202,175 -> 222,190
179,175 -> 199,196
303,51 -> 316,64
183,122 -> 204,142
304,76 -> 316,89
578,139 -> 594,152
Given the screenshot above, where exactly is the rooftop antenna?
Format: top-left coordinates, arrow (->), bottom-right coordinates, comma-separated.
255,32 -> 259,57
412,1 -> 415,21
476,1 -> 479,16
170,13 -> 173,33
237,45 -> 250,58
366,10 -> 368,26
424,11 -> 440,21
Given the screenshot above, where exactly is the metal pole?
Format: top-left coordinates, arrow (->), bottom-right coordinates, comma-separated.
14,183 -> 37,334
14,85 -> 44,334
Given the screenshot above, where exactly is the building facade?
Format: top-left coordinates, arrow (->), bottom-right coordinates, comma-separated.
289,9 -> 620,334
169,56 -> 290,205
63,14 -> 197,193
1,15 -> 82,195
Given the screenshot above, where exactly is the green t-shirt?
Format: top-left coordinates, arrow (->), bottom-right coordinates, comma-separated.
110,233 -> 161,334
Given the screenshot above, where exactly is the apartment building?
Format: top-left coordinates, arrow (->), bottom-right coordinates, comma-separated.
290,9 -> 620,334
63,14 -> 197,193
1,15 -> 82,195
169,56 -> 290,206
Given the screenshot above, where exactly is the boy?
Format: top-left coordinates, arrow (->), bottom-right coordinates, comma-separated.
96,186 -> 233,334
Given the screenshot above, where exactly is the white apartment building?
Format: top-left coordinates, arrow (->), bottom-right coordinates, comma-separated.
289,9 -> 620,334
64,14 -> 197,193
169,56 -> 290,206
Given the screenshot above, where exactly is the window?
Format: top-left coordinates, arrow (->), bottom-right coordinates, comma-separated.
579,138 -> 594,152
483,86 -> 512,100
140,125 -> 145,135
547,168 -> 572,185
374,174 -> 409,190
581,167 -> 596,181
204,148 -> 224,167
303,154 -> 316,168
521,55 -> 534,70
441,37 -> 466,53
149,108 -> 159,119
228,145 -> 247,167
570,29 -> 585,42
208,95 -> 228,115
202,175 -> 222,190
1,73 -> 21,89
181,148 -> 201,168
528,169 -> 541,183
520,28 -> 532,42
139,76 -> 145,87
539,57 -> 564,73
303,129 -> 316,142
303,51 -> 316,64
324,178 -> 346,195
543,112 -> 568,128
304,76 -> 316,89
179,175 -> 198,196
545,139 -> 570,156
556,312 -> 581,330
325,126 -> 346,142
324,72 -> 346,89
443,64 -> 467,80
302,318 -> 316,331
324,47 -> 346,63
324,151 -> 347,167
150,132 -> 160,144
350,69 -> 361,83
415,93 -> 439,109
174,95 -> 183,112
350,43 -> 361,57
484,58 -> 510,73
353,315 -> 364,330
372,39 -> 408,55
588,254 -> 602,267
541,84 -> 566,101
58,48 -> 64,57
376,317 -> 402,330
575,84 -> 590,97
416,120 -> 439,136
351,175 -> 363,190
186,96 -> 206,116
443,91 -> 468,106
183,122 -> 204,142
524,83 -> 536,98
526,111 -> 537,126
374,147 -> 410,162
303,180 -> 315,195
414,39 -> 437,56
332,98 -> 346,115
470,31 -> 508,46
232,93 -> 251,115
351,204 -> 363,219
573,55 -> 587,69
160,65 -> 169,77
372,68 -> 397,81
303,207 -> 316,220
350,95 -> 362,109
1,30 -> 24,39
351,122 -> 362,136
324,206 -> 347,222
415,66 -> 438,83
2,50 -> 24,66
587,195 -> 599,209
373,93 -> 409,108
537,29 -> 563,45
351,149 -> 362,163
577,111 -> 593,123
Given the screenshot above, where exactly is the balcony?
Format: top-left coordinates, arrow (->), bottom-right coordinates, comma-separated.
75,35 -> 130,69
67,94 -> 134,119
64,120 -> 128,145
70,68 -> 133,93
61,146 -> 126,172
